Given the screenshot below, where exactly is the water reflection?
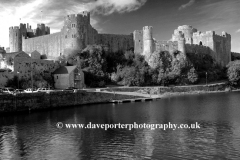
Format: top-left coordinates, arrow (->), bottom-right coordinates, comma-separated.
1,92 -> 240,159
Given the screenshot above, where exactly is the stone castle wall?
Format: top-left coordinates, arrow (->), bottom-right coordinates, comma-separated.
22,32 -> 63,59
133,30 -> 143,54
155,40 -> 178,53
98,34 -> 134,53
213,33 -> 231,66
185,44 -> 212,55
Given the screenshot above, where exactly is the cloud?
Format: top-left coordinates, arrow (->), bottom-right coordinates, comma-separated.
179,0 -> 196,10
87,0 -> 148,15
236,29 -> 240,33
0,0 -> 148,48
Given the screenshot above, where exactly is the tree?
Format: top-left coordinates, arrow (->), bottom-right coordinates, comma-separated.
187,67 -> 199,84
6,56 -> 14,66
79,45 -> 108,87
227,60 -> 240,86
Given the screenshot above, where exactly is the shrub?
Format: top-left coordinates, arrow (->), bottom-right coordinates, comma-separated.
227,60 -> 240,86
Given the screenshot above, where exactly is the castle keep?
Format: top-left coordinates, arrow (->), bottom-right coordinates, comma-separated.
9,12 -> 231,66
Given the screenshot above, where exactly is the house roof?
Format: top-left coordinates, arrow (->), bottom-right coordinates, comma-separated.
1,51 -> 30,59
53,65 -> 77,74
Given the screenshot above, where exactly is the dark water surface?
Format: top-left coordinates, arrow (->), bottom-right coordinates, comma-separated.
1,92 -> 240,160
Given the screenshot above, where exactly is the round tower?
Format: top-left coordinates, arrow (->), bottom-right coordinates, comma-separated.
62,11 -> 91,55
9,26 -> 21,52
177,25 -> 197,44
178,37 -> 186,58
143,26 -> 153,56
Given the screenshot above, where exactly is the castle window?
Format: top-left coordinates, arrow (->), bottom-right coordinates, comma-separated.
199,41 -> 202,45
72,24 -> 76,28
65,35 -> 67,38
16,33 -> 17,36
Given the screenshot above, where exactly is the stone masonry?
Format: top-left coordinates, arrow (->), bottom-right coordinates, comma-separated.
133,25 -> 232,66
9,12 -> 233,67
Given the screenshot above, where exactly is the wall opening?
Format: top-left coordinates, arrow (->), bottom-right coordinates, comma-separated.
199,41 -> 202,45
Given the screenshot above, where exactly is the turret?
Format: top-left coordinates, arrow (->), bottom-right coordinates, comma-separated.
178,37 -> 186,58
133,30 -> 143,54
143,26 -> 153,55
62,11 -> 91,55
9,26 -> 21,52
174,25 -> 197,44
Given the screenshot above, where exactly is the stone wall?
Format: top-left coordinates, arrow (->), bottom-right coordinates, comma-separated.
105,83 -> 228,94
185,44 -> 212,54
133,30 -> 143,54
0,91 -> 141,113
213,33 -> 231,66
22,32 -> 63,59
98,34 -> 134,53
155,40 -> 178,53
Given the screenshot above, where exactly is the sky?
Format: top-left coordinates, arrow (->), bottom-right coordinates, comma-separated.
0,0 -> 240,52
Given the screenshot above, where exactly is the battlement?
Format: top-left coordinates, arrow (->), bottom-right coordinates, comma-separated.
66,11 -> 90,19
193,30 -> 215,37
9,26 -> 19,30
82,11 -> 90,17
178,25 -> 194,30
133,30 -> 143,34
143,26 -> 153,30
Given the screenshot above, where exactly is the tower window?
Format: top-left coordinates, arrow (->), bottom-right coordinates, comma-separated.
72,24 -> 76,28
199,41 -> 202,45
65,35 -> 67,38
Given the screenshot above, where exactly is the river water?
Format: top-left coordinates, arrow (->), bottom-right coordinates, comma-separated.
1,92 -> 240,159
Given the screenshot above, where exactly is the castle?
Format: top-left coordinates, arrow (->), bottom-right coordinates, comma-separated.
9,11 -> 134,59
9,11 -> 231,66
133,25 -> 231,66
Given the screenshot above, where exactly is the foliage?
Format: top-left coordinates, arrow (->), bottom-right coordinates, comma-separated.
56,55 -> 67,66
74,44 -> 225,87
227,60 -> 240,86
6,56 -> 14,66
6,76 -> 23,89
79,45 -> 108,87
40,54 -> 47,59
187,67 -> 199,84
6,73 -> 54,89
186,52 -> 225,83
